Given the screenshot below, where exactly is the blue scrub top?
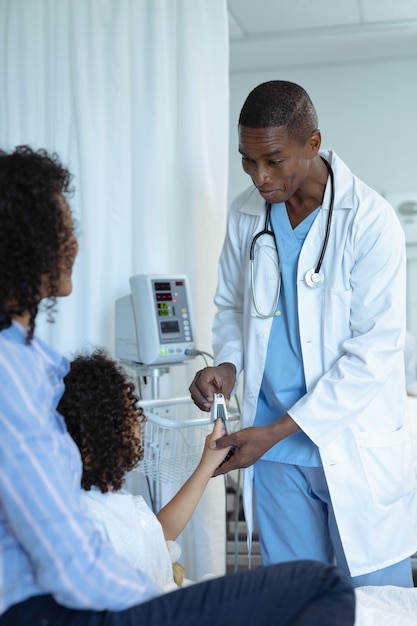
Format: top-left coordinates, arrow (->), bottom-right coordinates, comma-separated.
254,202 -> 321,466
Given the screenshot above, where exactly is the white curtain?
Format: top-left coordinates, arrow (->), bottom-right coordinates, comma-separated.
0,0 -> 230,579
0,0 -> 229,362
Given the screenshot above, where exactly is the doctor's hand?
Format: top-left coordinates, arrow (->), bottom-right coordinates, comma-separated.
210,415 -> 301,476
189,363 -> 236,412
209,425 -> 275,476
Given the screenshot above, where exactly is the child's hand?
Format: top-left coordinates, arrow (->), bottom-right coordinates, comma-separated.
198,418 -> 232,476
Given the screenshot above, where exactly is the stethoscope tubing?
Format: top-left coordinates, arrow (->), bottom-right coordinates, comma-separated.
249,203 -> 274,261
249,157 -> 335,317
314,157 -> 334,275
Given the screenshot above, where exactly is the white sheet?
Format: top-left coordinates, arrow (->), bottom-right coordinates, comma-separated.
355,586 -> 417,626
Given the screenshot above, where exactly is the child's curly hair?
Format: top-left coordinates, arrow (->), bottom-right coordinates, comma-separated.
58,348 -> 146,493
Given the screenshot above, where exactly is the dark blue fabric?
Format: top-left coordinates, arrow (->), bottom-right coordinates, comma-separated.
0,560 -> 355,626
0,314 -> 11,332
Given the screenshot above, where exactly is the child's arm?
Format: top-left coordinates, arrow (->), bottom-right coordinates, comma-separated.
156,418 -> 230,540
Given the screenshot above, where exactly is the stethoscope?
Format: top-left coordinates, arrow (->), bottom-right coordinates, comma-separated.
249,156 -> 335,319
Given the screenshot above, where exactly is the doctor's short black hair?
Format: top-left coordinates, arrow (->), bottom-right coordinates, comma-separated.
0,145 -> 74,340
238,80 -> 319,145
58,348 -> 146,493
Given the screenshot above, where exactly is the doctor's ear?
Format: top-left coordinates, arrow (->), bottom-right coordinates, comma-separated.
304,129 -> 321,158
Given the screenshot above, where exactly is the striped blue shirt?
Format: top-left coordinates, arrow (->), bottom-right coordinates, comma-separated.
0,321 -> 160,615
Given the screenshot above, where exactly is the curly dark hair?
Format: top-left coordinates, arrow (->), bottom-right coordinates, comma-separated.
58,348 -> 146,493
0,145 -> 75,340
239,80 -> 318,145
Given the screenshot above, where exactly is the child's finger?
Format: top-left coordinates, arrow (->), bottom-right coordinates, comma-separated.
214,418 -> 226,436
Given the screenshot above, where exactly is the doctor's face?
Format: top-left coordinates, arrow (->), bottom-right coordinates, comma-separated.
239,125 -> 317,205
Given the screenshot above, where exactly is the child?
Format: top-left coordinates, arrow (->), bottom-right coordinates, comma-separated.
57,348 -> 230,590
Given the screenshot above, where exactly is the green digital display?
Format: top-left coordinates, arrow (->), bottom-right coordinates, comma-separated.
158,303 -> 170,317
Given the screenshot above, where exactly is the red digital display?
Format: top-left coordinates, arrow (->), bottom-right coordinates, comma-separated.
154,282 -> 171,291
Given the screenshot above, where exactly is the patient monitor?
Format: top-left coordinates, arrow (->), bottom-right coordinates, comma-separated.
115,274 -> 196,366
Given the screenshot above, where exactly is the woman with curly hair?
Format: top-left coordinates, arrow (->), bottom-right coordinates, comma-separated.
0,145 -> 355,626
0,145 -> 76,338
58,348 -> 231,590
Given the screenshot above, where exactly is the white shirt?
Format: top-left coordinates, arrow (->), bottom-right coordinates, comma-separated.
82,488 -> 179,592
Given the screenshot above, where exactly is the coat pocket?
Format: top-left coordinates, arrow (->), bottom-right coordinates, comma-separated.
355,426 -> 417,507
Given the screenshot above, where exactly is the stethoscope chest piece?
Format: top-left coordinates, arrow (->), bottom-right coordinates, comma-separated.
304,268 -> 324,289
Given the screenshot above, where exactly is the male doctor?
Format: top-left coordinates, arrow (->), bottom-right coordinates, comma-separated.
189,80 -> 417,587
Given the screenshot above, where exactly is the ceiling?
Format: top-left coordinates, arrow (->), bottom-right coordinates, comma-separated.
227,0 -> 417,71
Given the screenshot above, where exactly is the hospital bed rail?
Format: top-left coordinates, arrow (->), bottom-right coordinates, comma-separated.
135,396 -> 240,485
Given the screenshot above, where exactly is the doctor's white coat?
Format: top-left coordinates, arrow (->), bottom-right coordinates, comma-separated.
213,150 -> 417,576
